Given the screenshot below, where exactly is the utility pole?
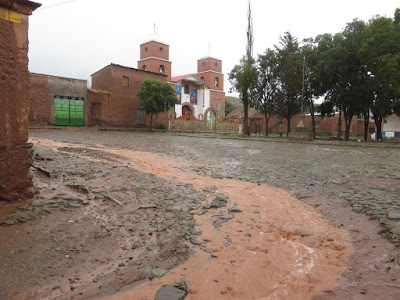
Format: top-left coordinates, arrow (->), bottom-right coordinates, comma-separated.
301,56 -> 305,114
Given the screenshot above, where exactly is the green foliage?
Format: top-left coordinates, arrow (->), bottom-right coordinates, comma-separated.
359,14 -> 400,139
159,123 -> 168,130
228,57 -> 258,129
274,32 -> 303,134
136,79 -> 177,129
225,99 -> 235,114
255,48 -> 279,135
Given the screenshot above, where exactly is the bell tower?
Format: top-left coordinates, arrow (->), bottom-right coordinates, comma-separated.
196,57 -> 223,91
196,56 -> 225,118
138,40 -> 172,81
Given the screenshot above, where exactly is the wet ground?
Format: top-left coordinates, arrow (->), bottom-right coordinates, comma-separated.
1,128 -> 400,299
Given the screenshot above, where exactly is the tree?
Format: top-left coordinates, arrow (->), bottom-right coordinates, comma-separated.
255,48 -> 279,136
229,58 -> 258,134
301,39 -> 320,139
318,20 -> 369,141
360,12 -> 400,140
229,1 -> 257,135
136,79 -> 177,130
275,32 -> 303,136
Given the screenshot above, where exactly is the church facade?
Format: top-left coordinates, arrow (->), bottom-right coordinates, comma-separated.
29,39 -> 226,130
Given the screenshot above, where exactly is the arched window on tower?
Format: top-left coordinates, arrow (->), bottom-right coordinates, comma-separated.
215,77 -> 219,87
143,65 -> 147,71
160,47 -> 163,53
160,65 -> 165,73
145,47 -> 148,52
200,77 -> 205,81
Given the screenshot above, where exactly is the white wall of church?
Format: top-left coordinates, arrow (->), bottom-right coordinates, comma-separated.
173,89 -> 211,120
175,104 -> 182,118
204,90 -> 210,110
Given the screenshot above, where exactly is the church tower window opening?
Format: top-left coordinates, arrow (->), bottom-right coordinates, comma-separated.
143,65 -> 147,71
160,47 -> 163,53
160,65 -> 165,73
214,77 -> 219,87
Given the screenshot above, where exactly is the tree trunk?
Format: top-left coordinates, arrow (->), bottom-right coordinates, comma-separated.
286,117 -> 291,137
363,111 -> 370,141
337,109 -> 342,138
344,115 -> 352,141
374,116 -> 383,140
150,113 -> 153,131
243,101 -> 249,136
264,111 -> 270,137
309,101 -> 316,139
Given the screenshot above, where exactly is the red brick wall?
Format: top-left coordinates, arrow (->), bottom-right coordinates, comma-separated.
0,1 -> 40,201
197,72 -> 224,91
197,57 -> 222,73
210,90 -> 225,105
138,59 -> 171,82
140,41 -> 169,61
250,112 -> 374,137
87,89 -> 112,126
91,64 -> 169,128
29,74 -> 51,124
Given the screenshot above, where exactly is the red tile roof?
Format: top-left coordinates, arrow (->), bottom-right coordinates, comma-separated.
171,74 -> 194,82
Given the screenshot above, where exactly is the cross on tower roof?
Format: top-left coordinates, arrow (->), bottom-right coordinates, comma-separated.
152,23 -> 159,39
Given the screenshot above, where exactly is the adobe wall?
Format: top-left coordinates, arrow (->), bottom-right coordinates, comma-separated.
87,89 -> 112,126
169,120 -> 239,133
0,0 -> 40,201
29,73 -> 51,124
91,65 -> 169,128
29,73 -> 88,125
252,113 -> 374,137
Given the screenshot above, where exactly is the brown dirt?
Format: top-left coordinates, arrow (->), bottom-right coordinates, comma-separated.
1,129 -> 400,300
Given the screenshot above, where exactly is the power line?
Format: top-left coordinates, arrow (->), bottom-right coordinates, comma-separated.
36,0 -> 79,12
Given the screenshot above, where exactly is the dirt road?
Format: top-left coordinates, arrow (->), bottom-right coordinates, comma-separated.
1,128 -> 399,299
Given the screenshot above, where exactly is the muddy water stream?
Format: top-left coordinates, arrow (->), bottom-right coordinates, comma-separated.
35,138 -> 353,299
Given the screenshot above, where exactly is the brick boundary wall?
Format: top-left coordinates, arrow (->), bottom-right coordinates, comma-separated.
169,120 -> 240,133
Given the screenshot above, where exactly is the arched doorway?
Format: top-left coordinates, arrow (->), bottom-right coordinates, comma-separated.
181,102 -> 195,120
207,110 -> 216,130
182,105 -> 192,120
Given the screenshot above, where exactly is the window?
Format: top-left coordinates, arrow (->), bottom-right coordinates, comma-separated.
145,47 -> 148,52
143,65 -> 147,71
160,65 -> 165,73
202,62 -> 205,66
160,47 -> 163,52
214,62 -> 218,66
184,83 -> 189,94
200,77 -> 205,81
122,76 -> 129,87
214,77 -> 219,87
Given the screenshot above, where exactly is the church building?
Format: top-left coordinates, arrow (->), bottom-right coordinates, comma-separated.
138,39 -> 226,126
29,37 -> 226,130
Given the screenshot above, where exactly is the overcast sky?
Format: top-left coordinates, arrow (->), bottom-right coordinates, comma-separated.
28,0 -> 399,96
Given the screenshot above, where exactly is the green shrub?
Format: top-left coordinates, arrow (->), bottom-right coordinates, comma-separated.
159,123 -> 168,130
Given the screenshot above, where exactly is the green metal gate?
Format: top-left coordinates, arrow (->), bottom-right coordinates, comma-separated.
54,96 -> 84,126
